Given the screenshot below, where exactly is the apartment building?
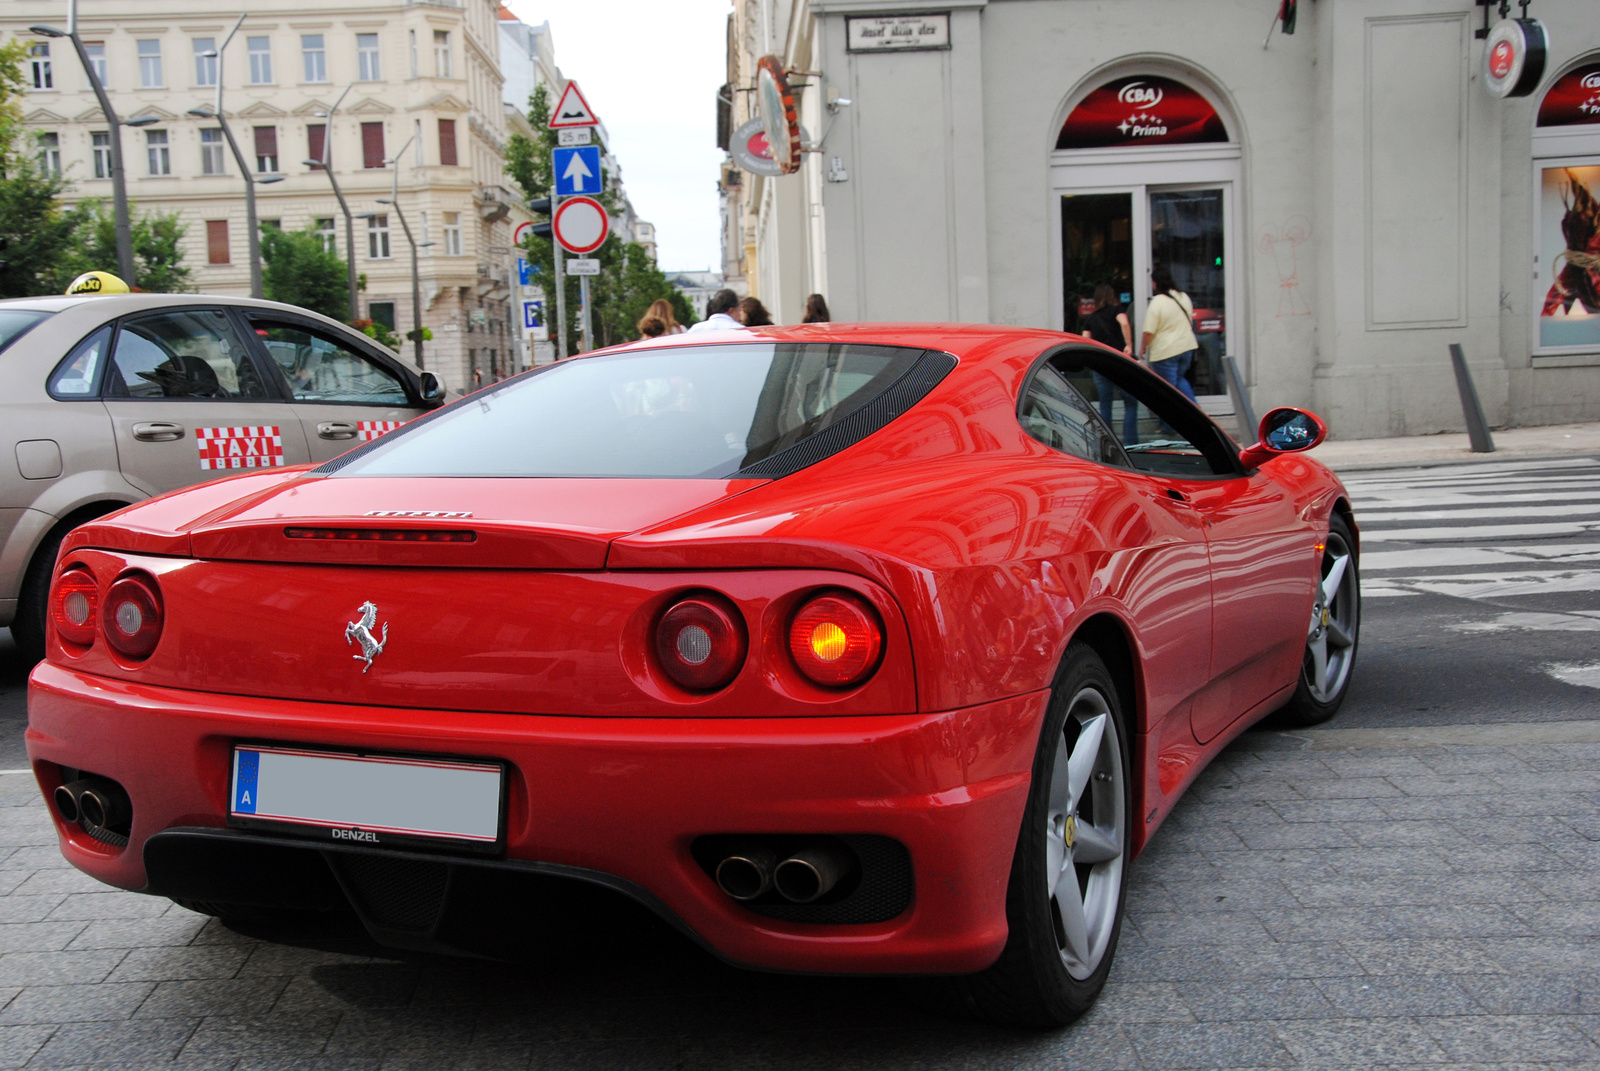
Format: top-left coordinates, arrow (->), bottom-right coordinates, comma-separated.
8,0 -> 530,391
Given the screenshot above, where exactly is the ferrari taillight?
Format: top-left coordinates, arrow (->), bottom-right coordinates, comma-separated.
102,573 -> 164,660
788,592 -> 883,688
655,596 -> 747,692
51,568 -> 99,647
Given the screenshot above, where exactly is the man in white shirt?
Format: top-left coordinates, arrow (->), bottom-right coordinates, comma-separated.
686,289 -> 745,332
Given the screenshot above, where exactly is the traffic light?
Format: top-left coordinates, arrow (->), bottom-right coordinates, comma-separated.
528,198 -> 552,240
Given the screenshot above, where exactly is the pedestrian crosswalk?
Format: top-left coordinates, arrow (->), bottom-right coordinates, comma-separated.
1341,457 -> 1600,603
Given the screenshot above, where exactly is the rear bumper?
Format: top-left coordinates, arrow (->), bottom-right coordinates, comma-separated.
27,661 -> 1046,974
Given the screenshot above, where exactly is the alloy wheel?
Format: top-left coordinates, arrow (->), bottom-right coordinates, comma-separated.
1304,531 -> 1358,703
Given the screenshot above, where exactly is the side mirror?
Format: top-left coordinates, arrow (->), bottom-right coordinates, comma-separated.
418,371 -> 446,408
1237,406 -> 1327,469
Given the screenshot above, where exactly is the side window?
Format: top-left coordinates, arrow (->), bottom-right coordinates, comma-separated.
106,310 -> 267,400
1054,350 -> 1236,477
1020,364 -> 1128,467
251,320 -> 408,404
47,326 -> 112,399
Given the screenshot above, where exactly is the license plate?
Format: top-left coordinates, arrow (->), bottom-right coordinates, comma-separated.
229,745 -> 504,853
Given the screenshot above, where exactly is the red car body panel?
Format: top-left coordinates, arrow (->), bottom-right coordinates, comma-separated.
28,323 -> 1353,973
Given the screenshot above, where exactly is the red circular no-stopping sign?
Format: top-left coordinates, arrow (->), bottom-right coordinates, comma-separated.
553,196 -> 609,255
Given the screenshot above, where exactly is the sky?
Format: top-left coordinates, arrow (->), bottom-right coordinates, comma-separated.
503,0 -> 730,273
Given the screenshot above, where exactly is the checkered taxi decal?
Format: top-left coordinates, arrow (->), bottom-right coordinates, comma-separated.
357,420 -> 403,442
196,427 -> 286,470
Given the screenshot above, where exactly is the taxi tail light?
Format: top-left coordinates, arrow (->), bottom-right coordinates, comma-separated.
101,573 -> 164,660
788,592 -> 884,688
51,568 -> 99,647
655,596 -> 747,692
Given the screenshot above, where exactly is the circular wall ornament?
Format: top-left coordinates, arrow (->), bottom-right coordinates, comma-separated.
1483,18 -> 1548,99
756,56 -> 803,174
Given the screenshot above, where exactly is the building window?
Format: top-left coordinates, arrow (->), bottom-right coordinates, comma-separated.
194,38 -> 217,87
207,220 -> 230,265
248,36 -> 272,84
433,31 -> 451,78
36,132 -> 61,175
28,44 -> 51,90
418,210 -> 430,257
146,129 -> 170,175
367,215 -> 391,259
361,122 -> 385,168
369,301 -> 396,329
200,128 -> 226,175
253,126 -> 278,172
413,119 -> 424,166
138,40 -> 163,88
92,131 -> 111,178
443,212 -> 462,256
357,33 -> 381,81
307,123 -> 327,167
83,42 -> 107,87
302,34 -> 326,83
316,217 -> 337,255
408,30 -> 418,78
437,119 -> 457,167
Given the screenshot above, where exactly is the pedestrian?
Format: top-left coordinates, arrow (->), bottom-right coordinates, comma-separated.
642,298 -> 685,335
738,296 -> 773,326
1079,283 -> 1139,444
801,294 -> 830,323
686,289 -> 744,332
637,316 -> 666,338
1140,265 -> 1199,403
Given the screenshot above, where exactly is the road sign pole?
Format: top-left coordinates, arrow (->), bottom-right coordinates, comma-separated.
552,207 -> 567,361
578,274 -> 592,353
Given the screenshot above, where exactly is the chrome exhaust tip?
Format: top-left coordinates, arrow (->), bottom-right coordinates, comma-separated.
53,782 -> 83,824
774,846 -> 845,904
715,847 -> 777,901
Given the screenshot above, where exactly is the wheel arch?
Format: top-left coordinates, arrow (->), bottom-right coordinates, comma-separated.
1330,496 -> 1359,559
4,499 -> 132,620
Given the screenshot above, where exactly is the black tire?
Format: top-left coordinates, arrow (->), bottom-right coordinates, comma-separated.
11,525 -> 68,665
1272,513 -> 1361,728
955,645 -> 1132,1027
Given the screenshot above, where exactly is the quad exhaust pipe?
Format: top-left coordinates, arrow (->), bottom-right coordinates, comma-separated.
714,842 -> 850,904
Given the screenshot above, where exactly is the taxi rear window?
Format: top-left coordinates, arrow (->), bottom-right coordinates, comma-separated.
0,310 -> 51,355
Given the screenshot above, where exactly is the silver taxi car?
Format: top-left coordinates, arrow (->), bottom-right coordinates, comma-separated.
1,293 -> 448,662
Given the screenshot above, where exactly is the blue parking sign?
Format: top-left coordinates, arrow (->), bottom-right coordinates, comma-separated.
522,300 -> 544,330
553,145 -> 602,197
517,258 -> 532,286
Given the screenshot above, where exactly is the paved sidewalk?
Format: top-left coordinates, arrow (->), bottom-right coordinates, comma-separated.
0,720 -> 1593,1069
1311,421 -> 1600,473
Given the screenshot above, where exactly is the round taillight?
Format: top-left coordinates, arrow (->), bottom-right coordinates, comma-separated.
788,592 -> 883,688
101,573 -> 163,660
655,596 -> 747,692
51,568 -> 99,647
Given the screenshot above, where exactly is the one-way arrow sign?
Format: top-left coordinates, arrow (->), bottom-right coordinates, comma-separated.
553,145 -> 602,197
549,82 -> 599,128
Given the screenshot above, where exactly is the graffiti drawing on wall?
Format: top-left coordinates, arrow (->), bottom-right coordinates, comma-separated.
1258,217 -> 1312,317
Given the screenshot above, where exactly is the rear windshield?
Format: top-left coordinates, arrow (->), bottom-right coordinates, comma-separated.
332,342 -> 926,478
0,310 -> 51,355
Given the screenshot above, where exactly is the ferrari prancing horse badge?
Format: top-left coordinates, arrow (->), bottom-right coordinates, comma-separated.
344,601 -> 388,673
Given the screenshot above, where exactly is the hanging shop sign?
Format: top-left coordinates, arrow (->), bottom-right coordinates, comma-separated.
756,56 -> 802,175
1482,18 -> 1547,99
846,14 -> 950,53
1537,62 -> 1600,127
1056,76 -> 1228,151
729,116 -> 817,179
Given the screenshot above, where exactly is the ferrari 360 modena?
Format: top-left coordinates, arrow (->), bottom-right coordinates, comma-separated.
27,324 -> 1358,1026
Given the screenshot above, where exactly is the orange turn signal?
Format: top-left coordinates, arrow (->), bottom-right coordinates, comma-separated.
788,592 -> 883,688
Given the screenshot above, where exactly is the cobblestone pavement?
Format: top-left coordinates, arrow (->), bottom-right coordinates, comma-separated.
0,719 -> 1594,1070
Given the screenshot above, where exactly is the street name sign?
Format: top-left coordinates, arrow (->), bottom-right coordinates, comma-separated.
552,195 -> 608,255
553,145 -> 602,197
566,258 -> 600,276
558,127 -> 592,146
549,82 -> 599,128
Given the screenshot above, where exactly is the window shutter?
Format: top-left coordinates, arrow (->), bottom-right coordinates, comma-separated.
437,119 -> 457,167
307,123 -> 326,166
361,122 -> 385,168
206,220 -> 230,265
253,125 -> 277,158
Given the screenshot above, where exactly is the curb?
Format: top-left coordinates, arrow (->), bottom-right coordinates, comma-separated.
1322,450 -> 1600,475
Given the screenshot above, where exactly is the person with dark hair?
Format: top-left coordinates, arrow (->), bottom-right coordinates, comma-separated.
687,289 -> 744,332
801,294 -> 830,323
642,298 -> 684,335
1140,265 -> 1199,402
737,296 -> 773,326
1079,283 -> 1138,443
637,316 -> 666,338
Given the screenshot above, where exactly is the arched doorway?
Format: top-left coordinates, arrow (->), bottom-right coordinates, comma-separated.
1051,70 -> 1242,413
1531,57 -> 1600,359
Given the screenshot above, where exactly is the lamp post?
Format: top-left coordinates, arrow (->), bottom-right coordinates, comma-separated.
363,133 -> 432,369
302,83 -> 357,320
31,2 -> 159,283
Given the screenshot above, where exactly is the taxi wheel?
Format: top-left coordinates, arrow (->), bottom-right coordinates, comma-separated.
13,508 -> 117,665
955,645 -> 1131,1027
1273,513 -> 1361,727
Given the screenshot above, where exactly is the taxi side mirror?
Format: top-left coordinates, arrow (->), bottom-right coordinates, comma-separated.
418,371 -> 446,408
1237,406 -> 1327,469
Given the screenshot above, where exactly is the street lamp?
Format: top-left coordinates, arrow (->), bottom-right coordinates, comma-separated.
370,134 -> 428,368
303,83 -> 357,319
31,5 -> 158,282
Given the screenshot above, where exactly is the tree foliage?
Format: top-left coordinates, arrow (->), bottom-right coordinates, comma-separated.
505,84 -> 695,352
262,225 -> 350,320
0,41 -> 92,297
62,205 -> 193,293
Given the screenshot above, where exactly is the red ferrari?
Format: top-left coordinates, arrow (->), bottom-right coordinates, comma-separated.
27,324 -> 1359,1026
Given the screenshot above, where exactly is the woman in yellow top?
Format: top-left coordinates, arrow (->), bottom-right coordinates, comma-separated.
1139,265 -> 1199,402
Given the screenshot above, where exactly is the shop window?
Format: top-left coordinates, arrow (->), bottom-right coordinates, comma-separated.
1533,60 -> 1600,354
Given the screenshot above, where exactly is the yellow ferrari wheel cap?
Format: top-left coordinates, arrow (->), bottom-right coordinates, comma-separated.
65,271 -> 131,296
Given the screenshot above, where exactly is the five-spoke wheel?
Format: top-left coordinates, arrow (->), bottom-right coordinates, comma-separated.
1277,513 -> 1362,726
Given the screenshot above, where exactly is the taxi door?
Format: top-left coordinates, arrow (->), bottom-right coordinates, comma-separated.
238,312 -> 422,464
102,308 -> 311,496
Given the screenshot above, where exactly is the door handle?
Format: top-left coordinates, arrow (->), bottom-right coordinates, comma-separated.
131,422 -> 184,442
317,422 -> 358,440
1163,487 -> 1191,504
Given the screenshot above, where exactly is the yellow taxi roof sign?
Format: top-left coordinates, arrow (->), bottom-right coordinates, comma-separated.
66,271 -> 131,296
